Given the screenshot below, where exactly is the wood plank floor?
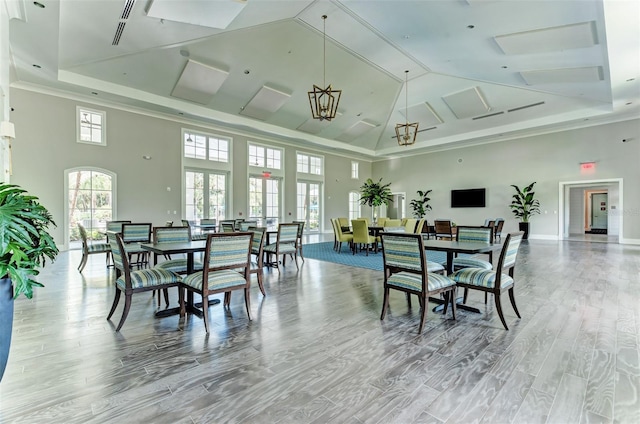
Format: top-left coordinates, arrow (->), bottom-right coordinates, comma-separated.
1,237 -> 639,423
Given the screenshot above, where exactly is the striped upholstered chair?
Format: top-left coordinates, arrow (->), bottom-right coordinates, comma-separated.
121,223 -> 152,267
107,233 -> 182,331
180,232 -> 253,333
449,232 -> 524,330
380,232 -> 457,333
77,223 -> 111,273
452,226 -> 494,271
224,227 -> 267,307
263,223 -> 299,271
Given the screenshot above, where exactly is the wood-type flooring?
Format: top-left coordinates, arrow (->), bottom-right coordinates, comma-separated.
0,237 -> 639,423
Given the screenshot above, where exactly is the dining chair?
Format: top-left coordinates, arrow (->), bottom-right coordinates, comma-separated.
415,218 -> 427,235
337,217 -> 352,234
494,218 -> 505,242
434,220 -> 454,240
292,220 -> 305,262
384,219 -> 402,228
449,232 -> 524,330
380,232 -> 457,333
77,222 -> 111,273
452,226 -> 494,272
107,233 -> 182,331
224,227 -> 267,307
403,218 -> 418,233
234,218 -> 245,231
263,222 -> 299,272
351,219 -> 377,255
239,220 -> 258,231
334,219 -> 354,253
180,232 -> 253,334
376,217 -> 388,227
221,222 -> 236,233
357,217 -> 371,227
121,223 -> 152,267
199,218 -> 217,233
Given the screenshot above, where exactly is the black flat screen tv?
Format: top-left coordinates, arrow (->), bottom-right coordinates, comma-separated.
451,188 -> 486,208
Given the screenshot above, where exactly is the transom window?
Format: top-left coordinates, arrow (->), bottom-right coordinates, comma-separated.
249,144 -> 282,170
297,153 -> 323,175
351,161 -> 359,179
184,131 -> 229,163
77,107 -> 106,146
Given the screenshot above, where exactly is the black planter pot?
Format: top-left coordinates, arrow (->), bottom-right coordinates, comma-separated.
0,278 -> 13,382
519,222 -> 530,239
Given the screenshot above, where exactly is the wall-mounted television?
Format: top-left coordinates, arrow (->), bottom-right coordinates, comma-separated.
451,188 -> 486,208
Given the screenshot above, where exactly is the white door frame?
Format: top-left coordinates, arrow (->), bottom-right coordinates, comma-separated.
558,178 -> 622,243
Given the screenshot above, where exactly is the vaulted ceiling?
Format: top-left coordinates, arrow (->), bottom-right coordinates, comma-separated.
6,0 -> 640,159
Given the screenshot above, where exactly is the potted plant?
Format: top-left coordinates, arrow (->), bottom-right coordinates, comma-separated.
409,189 -> 432,218
509,182 -> 540,239
0,183 -> 58,381
359,178 -> 393,224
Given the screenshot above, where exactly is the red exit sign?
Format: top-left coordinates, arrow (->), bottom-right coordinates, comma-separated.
580,162 -> 596,171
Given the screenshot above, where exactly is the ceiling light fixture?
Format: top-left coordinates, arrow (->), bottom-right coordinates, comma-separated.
308,15 -> 341,121
395,70 -> 419,146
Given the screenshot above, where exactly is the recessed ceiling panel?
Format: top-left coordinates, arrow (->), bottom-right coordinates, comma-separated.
146,0 -> 246,29
171,60 -> 229,105
240,85 -> 292,121
400,103 -> 443,127
337,120 -> 378,142
495,21 -> 598,55
442,87 -> 490,119
520,66 -> 604,85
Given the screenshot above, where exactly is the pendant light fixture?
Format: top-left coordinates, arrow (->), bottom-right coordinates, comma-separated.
395,70 -> 419,146
308,15 -> 341,121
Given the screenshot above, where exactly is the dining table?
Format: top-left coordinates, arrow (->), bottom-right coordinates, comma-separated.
421,237 -> 502,313
140,240 -> 219,317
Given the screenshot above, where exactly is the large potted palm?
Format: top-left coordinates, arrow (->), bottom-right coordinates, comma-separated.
509,182 -> 540,239
0,183 -> 58,381
409,189 -> 432,218
359,178 -> 393,224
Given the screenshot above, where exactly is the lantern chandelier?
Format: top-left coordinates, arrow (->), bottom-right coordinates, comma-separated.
395,70 -> 419,146
308,15 -> 341,121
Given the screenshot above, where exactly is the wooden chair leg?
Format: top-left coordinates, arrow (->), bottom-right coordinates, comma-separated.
163,288 -> 169,307
78,253 -> 88,272
380,287 -> 390,321
223,291 -> 231,307
417,296 -> 428,333
405,292 -> 412,308
244,287 -> 252,320
202,295 -> 210,334
115,294 -> 132,331
508,287 -> 521,318
442,292 -> 449,315
450,287 -> 457,320
107,289 -> 121,320
178,286 -> 185,317
494,293 -> 509,330
257,270 -> 266,296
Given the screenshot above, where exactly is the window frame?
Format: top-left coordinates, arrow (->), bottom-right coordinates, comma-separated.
183,129 -> 231,164
351,161 -> 359,179
76,106 -> 107,146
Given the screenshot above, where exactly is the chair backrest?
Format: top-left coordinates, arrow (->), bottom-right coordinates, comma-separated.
165,220 -> 174,227
358,217 -> 371,227
415,219 -> 426,234
108,233 -> 131,281
221,222 -> 235,232
121,223 -> 152,243
250,227 -> 266,264
403,218 -> 417,233
434,220 -> 453,235
338,217 -> 350,229
106,220 -> 131,233
334,218 -> 346,238
154,226 -> 191,244
494,219 -> 505,234
277,223 -> 299,244
376,217 -> 388,227
381,232 -> 426,281
203,232 -> 253,274
384,219 -> 402,227
351,219 -> 369,241
234,219 -> 244,231
498,231 -> 524,271
293,221 -> 305,239
240,221 -> 258,231
200,218 -> 216,226
456,226 -> 492,244
181,219 -> 191,227
78,223 -> 90,251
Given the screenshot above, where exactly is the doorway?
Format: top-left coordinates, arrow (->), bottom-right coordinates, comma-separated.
385,192 -> 406,219
588,192 -> 608,233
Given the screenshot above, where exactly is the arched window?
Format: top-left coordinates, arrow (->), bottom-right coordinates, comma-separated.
65,168 -> 116,249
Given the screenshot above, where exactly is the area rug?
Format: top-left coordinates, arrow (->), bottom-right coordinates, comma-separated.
302,241 -> 448,271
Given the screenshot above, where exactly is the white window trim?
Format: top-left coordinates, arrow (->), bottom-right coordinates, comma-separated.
182,128 -> 233,172
247,141 -> 284,177
351,161 -> 359,179
296,151 -> 324,182
76,106 -> 107,146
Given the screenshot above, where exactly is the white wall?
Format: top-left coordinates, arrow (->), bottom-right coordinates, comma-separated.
10,88 -> 372,249
372,119 -> 640,242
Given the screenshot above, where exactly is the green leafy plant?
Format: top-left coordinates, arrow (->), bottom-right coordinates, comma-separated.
510,182 -> 541,222
359,178 -> 393,208
409,190 -> 432,218
0,183 -> 59,298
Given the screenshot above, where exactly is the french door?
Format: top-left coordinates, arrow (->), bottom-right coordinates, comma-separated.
67,169 -> 114,247
185,170 -> 227,221
249,176 -> 280,229
297,181 -> 321,231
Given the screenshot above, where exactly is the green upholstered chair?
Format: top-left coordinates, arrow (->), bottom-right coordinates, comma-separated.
376,217 -> 388,227
107,233 -> 182,331
449,232 -> 524,330
415,218 -> 427,234
357,216 -> 371,227
121,223 -> 152,267
263,223 -> 299,272
77,223 -> 111,273
351,219 -> 377,255
224,227 -> 267,307
403,218 -> 418,233
333,219 -> 353,253
180,232 -> 253,334
380,232 -> 457,333
452,226 -> 494,271
337,217 -> 351,233
384,219 -> 402,228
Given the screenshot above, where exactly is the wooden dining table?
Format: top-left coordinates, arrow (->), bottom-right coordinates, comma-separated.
421,237 -> 502,313
140,240 -> 219,317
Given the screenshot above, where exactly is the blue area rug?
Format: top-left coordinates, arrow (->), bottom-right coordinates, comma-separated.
302,242 -> 448,271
